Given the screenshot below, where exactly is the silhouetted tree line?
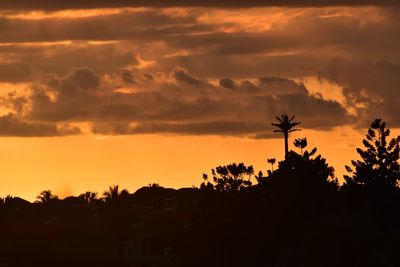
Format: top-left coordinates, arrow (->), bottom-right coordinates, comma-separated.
1,117 -> 400,267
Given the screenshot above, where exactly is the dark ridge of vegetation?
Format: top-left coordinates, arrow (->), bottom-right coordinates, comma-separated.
1,117 -> 400,267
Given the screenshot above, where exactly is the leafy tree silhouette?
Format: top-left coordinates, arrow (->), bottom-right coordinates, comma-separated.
272,114 -> 301,157
344,118 -> 400,189
201,163 -> 254,192
36,190 -> 58,204
294,137 -> 307,155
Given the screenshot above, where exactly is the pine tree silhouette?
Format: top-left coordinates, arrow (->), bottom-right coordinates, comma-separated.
344,118 -> 400,189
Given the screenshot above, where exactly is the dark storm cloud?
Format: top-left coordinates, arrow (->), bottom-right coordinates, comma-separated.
0,113 -> 80,137
0,0 -> 397,10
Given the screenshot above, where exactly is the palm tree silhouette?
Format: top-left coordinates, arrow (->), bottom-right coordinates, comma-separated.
272,114 -> 301,157
294,138 -> 307,155
267,158 -> 276,171
36,190 -> 58,204
102,185 -> 129,204
78,191 -> 98,205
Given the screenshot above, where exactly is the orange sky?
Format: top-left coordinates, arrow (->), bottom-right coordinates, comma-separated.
0,4 -> 399,201
0,127 -> 366,201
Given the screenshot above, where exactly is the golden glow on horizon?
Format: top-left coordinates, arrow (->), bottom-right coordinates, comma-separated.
0,127 -> 372,202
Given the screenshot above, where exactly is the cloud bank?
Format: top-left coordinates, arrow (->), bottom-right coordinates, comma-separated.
0,67 -> 351,137
0,5 -> 398,136
0,0 -> 398,10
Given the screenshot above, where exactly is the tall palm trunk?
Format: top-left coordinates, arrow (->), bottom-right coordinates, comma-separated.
271,114 -> 301,159
284,131 -> 289,157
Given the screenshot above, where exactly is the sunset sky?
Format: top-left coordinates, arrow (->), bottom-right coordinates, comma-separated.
0,1 -> 399,201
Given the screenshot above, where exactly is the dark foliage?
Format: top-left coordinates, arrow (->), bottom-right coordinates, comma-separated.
201,163 -> 254,192
265,146 -> 338,194
344,118 -> 400,189
294,137 -> 307,155
1,118 -> 400,266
